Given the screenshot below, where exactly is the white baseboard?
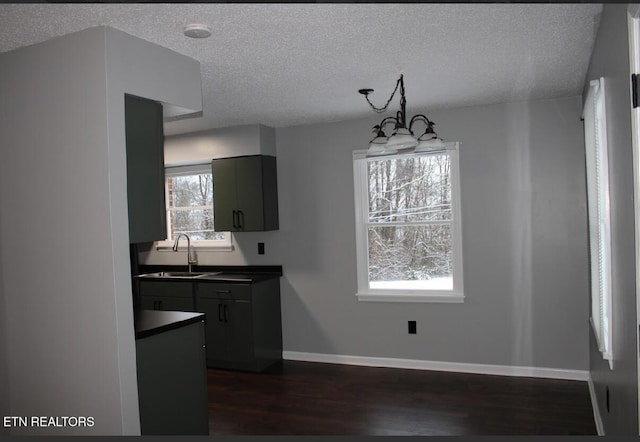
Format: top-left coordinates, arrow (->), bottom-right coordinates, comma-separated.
587,373 -> 605,435
283,351 -> 589,381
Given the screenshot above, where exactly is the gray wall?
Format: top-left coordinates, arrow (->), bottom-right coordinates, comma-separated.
164,124 -> 276,165
145,95 -> 590,371
0,28 -> 122,435
0,27 -> 201,435
0,205 -> 7,436
274,96 -> 589,369
583,4 -> 638,435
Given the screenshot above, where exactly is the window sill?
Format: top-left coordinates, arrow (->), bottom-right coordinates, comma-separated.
356,291 -> 465,303
155,240 -> 234,252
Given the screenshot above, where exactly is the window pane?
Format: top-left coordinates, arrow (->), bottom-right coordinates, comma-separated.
368,224 -> 453,290
169,208 -> 222,241
367,154 -> 451,223
168,174 -> 213,208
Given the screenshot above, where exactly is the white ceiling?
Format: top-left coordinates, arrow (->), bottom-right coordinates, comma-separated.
0,3 -> 602,135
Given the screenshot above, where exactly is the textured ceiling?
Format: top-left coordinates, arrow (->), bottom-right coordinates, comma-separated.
0,3 -> 602,135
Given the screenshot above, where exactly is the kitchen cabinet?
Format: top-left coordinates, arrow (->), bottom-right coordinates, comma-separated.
125,94 -> 166,243
135,272 -> 283,372
197,296 -> 254,367
135,310 -> 209,435
196,279 -> 282,372
211,155 -> 279,232
138,280 -> 195,312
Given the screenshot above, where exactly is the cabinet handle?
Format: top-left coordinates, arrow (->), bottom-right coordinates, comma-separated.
223,304 -> 229,323
215,289 -> 230,294
232,210 -> 238,229
218,303 -> 223,322
238,210 -> 244,230
159,300 -> 163,310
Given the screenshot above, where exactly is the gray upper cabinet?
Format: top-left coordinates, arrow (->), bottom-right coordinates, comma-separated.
212,155 -> 279,232
125,94 -> 166,243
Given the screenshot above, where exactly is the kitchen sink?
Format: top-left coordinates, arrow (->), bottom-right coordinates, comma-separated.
136,271 -> 222,279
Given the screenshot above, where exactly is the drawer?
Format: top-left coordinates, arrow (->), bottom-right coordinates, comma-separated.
196,282 -> 251,301
138,281 -> 193,298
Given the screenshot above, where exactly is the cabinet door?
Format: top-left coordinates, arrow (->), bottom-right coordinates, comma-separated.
141,295 -> 194,312
137,321 -> 209,435
211,157 -> 237,232
225,299 -> 254,364
197,297 -> 228,363
212,155 -> 279,232
235,156 -> 265,231
138,281 -> 195,311
260,155 -> 279,231
125,95 -> 166,243
140,295 -> 160,310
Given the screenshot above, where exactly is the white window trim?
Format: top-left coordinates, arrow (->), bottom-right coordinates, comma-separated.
156,162 -> 233,252
155,238 -> 234,252
583,78 -> 614,369
353,143 -> 465,303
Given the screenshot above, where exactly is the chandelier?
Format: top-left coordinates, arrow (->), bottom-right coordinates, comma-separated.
359,74 -> 445,156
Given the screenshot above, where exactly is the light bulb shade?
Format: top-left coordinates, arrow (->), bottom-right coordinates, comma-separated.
367,144 -> 398,156
386,128 -> 418,149
367,142 -> 399,157
379,145 -> 398,155
415,136 -> 446,152
367,136 -> 388,155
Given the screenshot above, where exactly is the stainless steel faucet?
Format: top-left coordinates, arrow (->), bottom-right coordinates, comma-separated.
172,233 -> 197,272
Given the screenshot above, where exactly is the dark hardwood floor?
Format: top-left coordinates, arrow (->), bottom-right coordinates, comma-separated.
206,360 -> 597,436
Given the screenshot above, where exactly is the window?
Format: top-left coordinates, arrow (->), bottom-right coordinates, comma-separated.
353,144 -> 464,302
583,78 -> 613,368
157,163 -> 232,251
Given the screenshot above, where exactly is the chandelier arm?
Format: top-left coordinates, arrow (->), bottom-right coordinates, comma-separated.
377,116 -> 399,130
408,114 -> 432,132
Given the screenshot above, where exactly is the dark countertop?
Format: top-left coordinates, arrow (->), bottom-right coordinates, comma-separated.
135,309 -> 205,339
135,271 -> 279,283
135,265 -> 282,284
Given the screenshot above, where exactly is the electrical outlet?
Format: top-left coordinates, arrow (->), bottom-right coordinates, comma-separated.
258,242 -> 265,255
408,321 -> 417,334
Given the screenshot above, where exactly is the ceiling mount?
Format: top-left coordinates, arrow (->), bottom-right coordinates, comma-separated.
183,24 -> 211,39
358,88 -> 374,96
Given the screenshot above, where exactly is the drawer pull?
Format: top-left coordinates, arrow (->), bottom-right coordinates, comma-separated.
215,290 -> 231,294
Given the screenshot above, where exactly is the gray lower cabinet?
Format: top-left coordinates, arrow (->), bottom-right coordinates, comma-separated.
136,277 -> 282,372
138,280 -> 195,312
136,319 -> 209,435
196,279 -> 282,372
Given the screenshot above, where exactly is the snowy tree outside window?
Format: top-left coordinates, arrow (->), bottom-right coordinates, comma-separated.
162,164 -> 230,248
353,145 -> 464,302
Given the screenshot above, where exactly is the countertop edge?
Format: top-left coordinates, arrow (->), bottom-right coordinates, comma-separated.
135,310 -> 205,340
134,272 -> 281,284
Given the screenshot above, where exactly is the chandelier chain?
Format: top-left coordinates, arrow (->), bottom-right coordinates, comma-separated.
364,77 -> 402,113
